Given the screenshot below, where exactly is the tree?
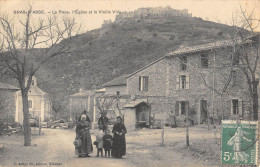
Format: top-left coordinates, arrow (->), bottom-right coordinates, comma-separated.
51,95 -> 69,120
193,5 -> 260,122
232,5 -> 259,121
95,94 -> 126,122
0,7 -> 81,146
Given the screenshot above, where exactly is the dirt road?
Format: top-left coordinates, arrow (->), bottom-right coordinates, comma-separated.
0,127 -> 220,167
0,128 -> 135,167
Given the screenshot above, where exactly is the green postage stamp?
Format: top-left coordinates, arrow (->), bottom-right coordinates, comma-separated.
221,120 -> 259,165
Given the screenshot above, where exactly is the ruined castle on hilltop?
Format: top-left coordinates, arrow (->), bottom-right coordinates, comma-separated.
115,6 -> 191,22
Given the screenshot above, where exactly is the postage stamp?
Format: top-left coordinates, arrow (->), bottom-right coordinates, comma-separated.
221,120 -> 258,166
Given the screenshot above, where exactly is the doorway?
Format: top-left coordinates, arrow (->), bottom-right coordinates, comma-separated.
136,103 -> 151,128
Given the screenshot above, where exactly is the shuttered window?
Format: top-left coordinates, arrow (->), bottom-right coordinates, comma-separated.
176,101 -> 189,115
176,75 -> 190,90
139,76 -> 149,91
232,99 -> 239,115
201,54 -> 209,68
29,100 -> 33,108
180,101 -> 186,115
232,70 -> 237,87
180,56 -> 187,71
228,99 -> 243,116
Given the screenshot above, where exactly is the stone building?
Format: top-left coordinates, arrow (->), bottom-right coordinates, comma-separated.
69,74 -> 130,125
93,74 -> 130,123
126,37 -> 258,126
16,76 -> 51,124
69,89 -> 95,122
0,82 -> 19,122
115,7 -> 191,24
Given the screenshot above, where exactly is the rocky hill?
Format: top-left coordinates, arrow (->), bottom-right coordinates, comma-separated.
30,9 -> 238,96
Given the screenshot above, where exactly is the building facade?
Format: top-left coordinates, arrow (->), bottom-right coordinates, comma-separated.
0,82 -> 19,122
127,38 -> 258,126
16,77 -> 51,124
69,75 -> 130,124
69,89 -> 95,122
93,74 -> 130,123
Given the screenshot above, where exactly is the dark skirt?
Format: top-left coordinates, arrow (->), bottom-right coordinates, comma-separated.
75,130 -> 93,156
111,134 -> 126,158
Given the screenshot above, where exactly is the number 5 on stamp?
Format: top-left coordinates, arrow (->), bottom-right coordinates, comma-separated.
221,120 -> 258,165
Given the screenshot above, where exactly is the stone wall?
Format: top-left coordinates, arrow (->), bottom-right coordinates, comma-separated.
0,90 -> 16,122
104,85 -> 127,95
127,58 -> 168,97
127,46 -> 254,124
70,96 -> 94,121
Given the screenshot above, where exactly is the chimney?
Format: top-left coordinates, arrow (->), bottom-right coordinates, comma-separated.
79,88 -> 83,93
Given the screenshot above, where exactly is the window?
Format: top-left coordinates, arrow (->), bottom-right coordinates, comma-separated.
201,54 -> 209,68
232,70 -> 237,87
233,53 -> 240,66
31,80 -> 34,86
28,100 -> 32,108
116,91 -> 120,96
180,56 -> 187,71
175,101 -> 189,116
232,99 -> 239,115
176,75 -> 190,90
181,75 -> 186,89
180,102 -> 186,115
139,76 -> 148,91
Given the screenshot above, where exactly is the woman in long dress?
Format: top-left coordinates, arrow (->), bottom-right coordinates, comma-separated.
111,116 -> 127,158
75,115 -> 93,157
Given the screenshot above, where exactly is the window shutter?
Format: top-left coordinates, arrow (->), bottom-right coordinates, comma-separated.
139,76 -> 141,91
175,101 -> 179,116
226,100 -> 231,116
179,58 -> 182,70
208,55 -> 210,67
176,76 -> 180,90
238,99 -> 243,116
185,101 -> 189,116
186,75 -> 190,89
145,76 -> 149,91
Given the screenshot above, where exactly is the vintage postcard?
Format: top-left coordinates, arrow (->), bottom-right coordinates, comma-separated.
0,0 -> 259,167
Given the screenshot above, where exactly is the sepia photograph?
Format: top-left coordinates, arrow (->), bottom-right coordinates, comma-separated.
0,0 -> 259,166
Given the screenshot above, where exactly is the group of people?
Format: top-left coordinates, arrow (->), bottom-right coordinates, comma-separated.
74,111 -> 127,159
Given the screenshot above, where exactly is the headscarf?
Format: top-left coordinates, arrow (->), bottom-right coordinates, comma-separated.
116,116 -> 122,123
81,114 -> 87,121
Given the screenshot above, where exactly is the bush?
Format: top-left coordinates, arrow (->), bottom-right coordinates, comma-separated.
0,120 -> 22,135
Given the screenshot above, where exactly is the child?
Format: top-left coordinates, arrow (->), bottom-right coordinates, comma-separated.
95,126 -> 104,157
103,129 -> 113,157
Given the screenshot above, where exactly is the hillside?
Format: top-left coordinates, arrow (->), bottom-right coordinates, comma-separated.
34,13 -> 236,96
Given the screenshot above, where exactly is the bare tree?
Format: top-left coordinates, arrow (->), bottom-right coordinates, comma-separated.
96,94 -> 126,121
233,5 -> 259,121
0,7 -> 81,146
96,95 -> 116,114
193,5 -> 260,122
51,95 -> 69,120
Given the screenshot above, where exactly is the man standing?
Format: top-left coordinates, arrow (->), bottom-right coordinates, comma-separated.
98,112 -> 109,131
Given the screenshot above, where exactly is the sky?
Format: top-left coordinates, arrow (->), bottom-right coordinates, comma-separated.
0,0 -> 259,32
